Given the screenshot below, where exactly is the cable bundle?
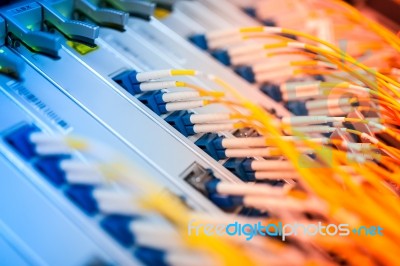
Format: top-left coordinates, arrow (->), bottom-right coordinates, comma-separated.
115,49 -> 400,264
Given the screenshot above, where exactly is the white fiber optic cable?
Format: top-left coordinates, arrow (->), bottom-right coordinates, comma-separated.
93,188 -> 144,215
254,171 -> 300,180
207,29 -> 240,40
138,81 -> 179,91
230,52 -> 270,66
281,116 -> 345,126
65,172 -> 105,185
188,113 -> 232,124
255,68 -> 294,83
191,123 -> 239,133
228,43 -> 266,56
130,221 -> 183,250
29,133 -> 65,145
135,70 -> 173,81
250,160 -> 294,171
164,100 -> 207,112
35,145 -> 72,155
308,106 -> 352,116
161,91 -> 201,102
284,126 -> 337,134
221,137 -> 268,148
215,182 -> 286,197
224,148 -> 277,158
305,97 -> 353,110
60,159 -> 99,172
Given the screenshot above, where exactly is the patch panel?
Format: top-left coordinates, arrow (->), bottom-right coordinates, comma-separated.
0,49 -> 211,204
6,33 -> 240,184
0,3 -> 287,257
3,6 -> 238,183
2,12 -> 290,250
0,48 -> 232,264
1,1 -> 293,195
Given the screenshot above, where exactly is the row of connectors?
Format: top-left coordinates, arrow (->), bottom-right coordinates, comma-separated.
114,70 -> 285,185
113,70 -> 275,216
182,162 -> 268,216
187,34 -> 332,116
4,122 -> 211,265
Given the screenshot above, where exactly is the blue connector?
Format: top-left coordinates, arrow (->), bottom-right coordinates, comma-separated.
223,158 -> 255,181
165,111 -> 194,137
257,178 -> 286,186
101,215 -> 135,247
209,193 -> 243,211
263,19 -> 277,26
35,155 -> 70,186
242,159 -> 254,171
188,34 -> 209,50
234,65 -> 255,83
113,70 -> 142,95
314,74 -> 325,81
285,101 -> 308,115
195,133 -> 226,160
212,135 -> 226,150
280,33 -> 297,40
211,49 -> 231,66
184,125 -> 197,136
242,7 -> 257,18
181,112 -> 194,126
134,247 -> 168,266
239,207 -> 269,217
4,124 -> 40,159
65,185 -> 98,215
138,91 -> 168,115
243,171 -> 255,182
260,83 -> 282,102
205,178 -> 220,194
154,91 -> 166,104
